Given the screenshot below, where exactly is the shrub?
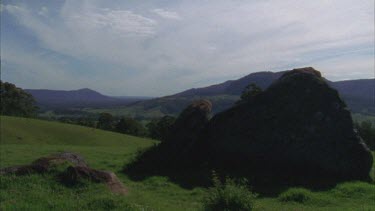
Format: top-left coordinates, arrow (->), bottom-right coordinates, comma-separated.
354,121 -> 375,150
278,188 -> 312,203
87,197 -> 135,210
332,182 -> 375,199
203,172 -> 257,211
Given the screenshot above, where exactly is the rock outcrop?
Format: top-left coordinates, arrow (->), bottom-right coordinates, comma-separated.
0,152 -> 87,175
60,166 -> 127,195
204,67 -> 373,182
0,152 -> 127,195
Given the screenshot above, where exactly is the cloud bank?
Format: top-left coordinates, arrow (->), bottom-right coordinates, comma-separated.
1,0 -> 374,96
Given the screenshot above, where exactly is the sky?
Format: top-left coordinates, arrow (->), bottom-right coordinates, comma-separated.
1,0 -> 374,96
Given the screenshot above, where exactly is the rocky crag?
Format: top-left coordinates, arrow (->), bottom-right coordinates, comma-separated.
163,67 -> 373,183
201,67 -> 373,183
126,67 -> 373,186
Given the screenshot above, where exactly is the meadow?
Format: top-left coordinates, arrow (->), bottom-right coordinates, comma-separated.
1,116 -> 374,210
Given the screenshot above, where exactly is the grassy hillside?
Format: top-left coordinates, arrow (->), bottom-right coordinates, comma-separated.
0,116 -> 205,210
352,113 -> 375,125
1,116 -> 375,210
0,116 -> 154,146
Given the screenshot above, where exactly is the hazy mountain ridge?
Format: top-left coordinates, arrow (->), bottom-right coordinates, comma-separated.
25,88 -> 150,110
25,70 -> 374,116
125,70 -> 375,117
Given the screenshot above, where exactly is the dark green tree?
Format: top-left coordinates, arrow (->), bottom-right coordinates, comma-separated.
0,81 -> 38,117
146,119 -> 159,139
97,113 -> 114,130
146,115 -> 176,141
116,117 -> 147,137
355,120 -> 375,150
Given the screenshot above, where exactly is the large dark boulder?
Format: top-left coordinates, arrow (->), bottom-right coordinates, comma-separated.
205,67 -> 373,182
124,100 -> 212,177
165,99 -> 212,160
167,99 -> 212,142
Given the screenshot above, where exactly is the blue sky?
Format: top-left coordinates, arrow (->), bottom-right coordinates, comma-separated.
1,0 -> 374,96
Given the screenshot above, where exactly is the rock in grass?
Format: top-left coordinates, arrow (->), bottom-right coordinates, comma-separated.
0,152 -> 88,175
60,166 -> 127,195
0,152 -> 127,195
204,67 -> 373,182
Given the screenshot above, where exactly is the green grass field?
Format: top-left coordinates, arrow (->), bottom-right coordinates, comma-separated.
352,113 -> 375,125
1,116 -> 375,210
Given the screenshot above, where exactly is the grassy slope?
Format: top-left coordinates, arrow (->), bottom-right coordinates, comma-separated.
1,116 -> 375,210
352,113 -> 375,125
0,116 -> 204,210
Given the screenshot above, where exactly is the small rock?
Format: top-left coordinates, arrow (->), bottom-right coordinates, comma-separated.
60,166 -> 127,195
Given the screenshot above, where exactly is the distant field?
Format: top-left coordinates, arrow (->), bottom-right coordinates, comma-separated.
352,113 -> 375,125
83,95 -> 240,119
1,116 -> 375,210
84,104 -> 166,119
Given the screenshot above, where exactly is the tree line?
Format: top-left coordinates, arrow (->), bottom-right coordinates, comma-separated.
0,81 -> 38,117
1,80 -> 374,147
95,112 -> 176,140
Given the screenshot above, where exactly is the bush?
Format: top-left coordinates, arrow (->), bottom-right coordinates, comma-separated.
354,121 -> 375,150
87,197 -> 135,210
203,173 -> 257,211
278,188 -> 312,203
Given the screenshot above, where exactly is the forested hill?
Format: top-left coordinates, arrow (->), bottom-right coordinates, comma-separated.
25,88 -> 151,110
122,70 -> 374,117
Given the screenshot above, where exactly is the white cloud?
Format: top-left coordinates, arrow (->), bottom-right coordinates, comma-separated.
68,8 -> 157,36
1,0 -> 374,96
38,6 -> 48,17
151,8 -> 181,20
1,44 -> 77,90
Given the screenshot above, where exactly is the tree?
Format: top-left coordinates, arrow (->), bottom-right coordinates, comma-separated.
147,115 -> 176,141
0,81 -> 38,117
146,119 -> 159,139
115,117 -> 147,137
97,113 -> 114,130
355,120 -> 375,150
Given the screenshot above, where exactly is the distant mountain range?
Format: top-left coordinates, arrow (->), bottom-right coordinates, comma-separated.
119,69 -> 374,118
172,71 -> 286,97
25,88 -> 152,110
26,68 -> 374,117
